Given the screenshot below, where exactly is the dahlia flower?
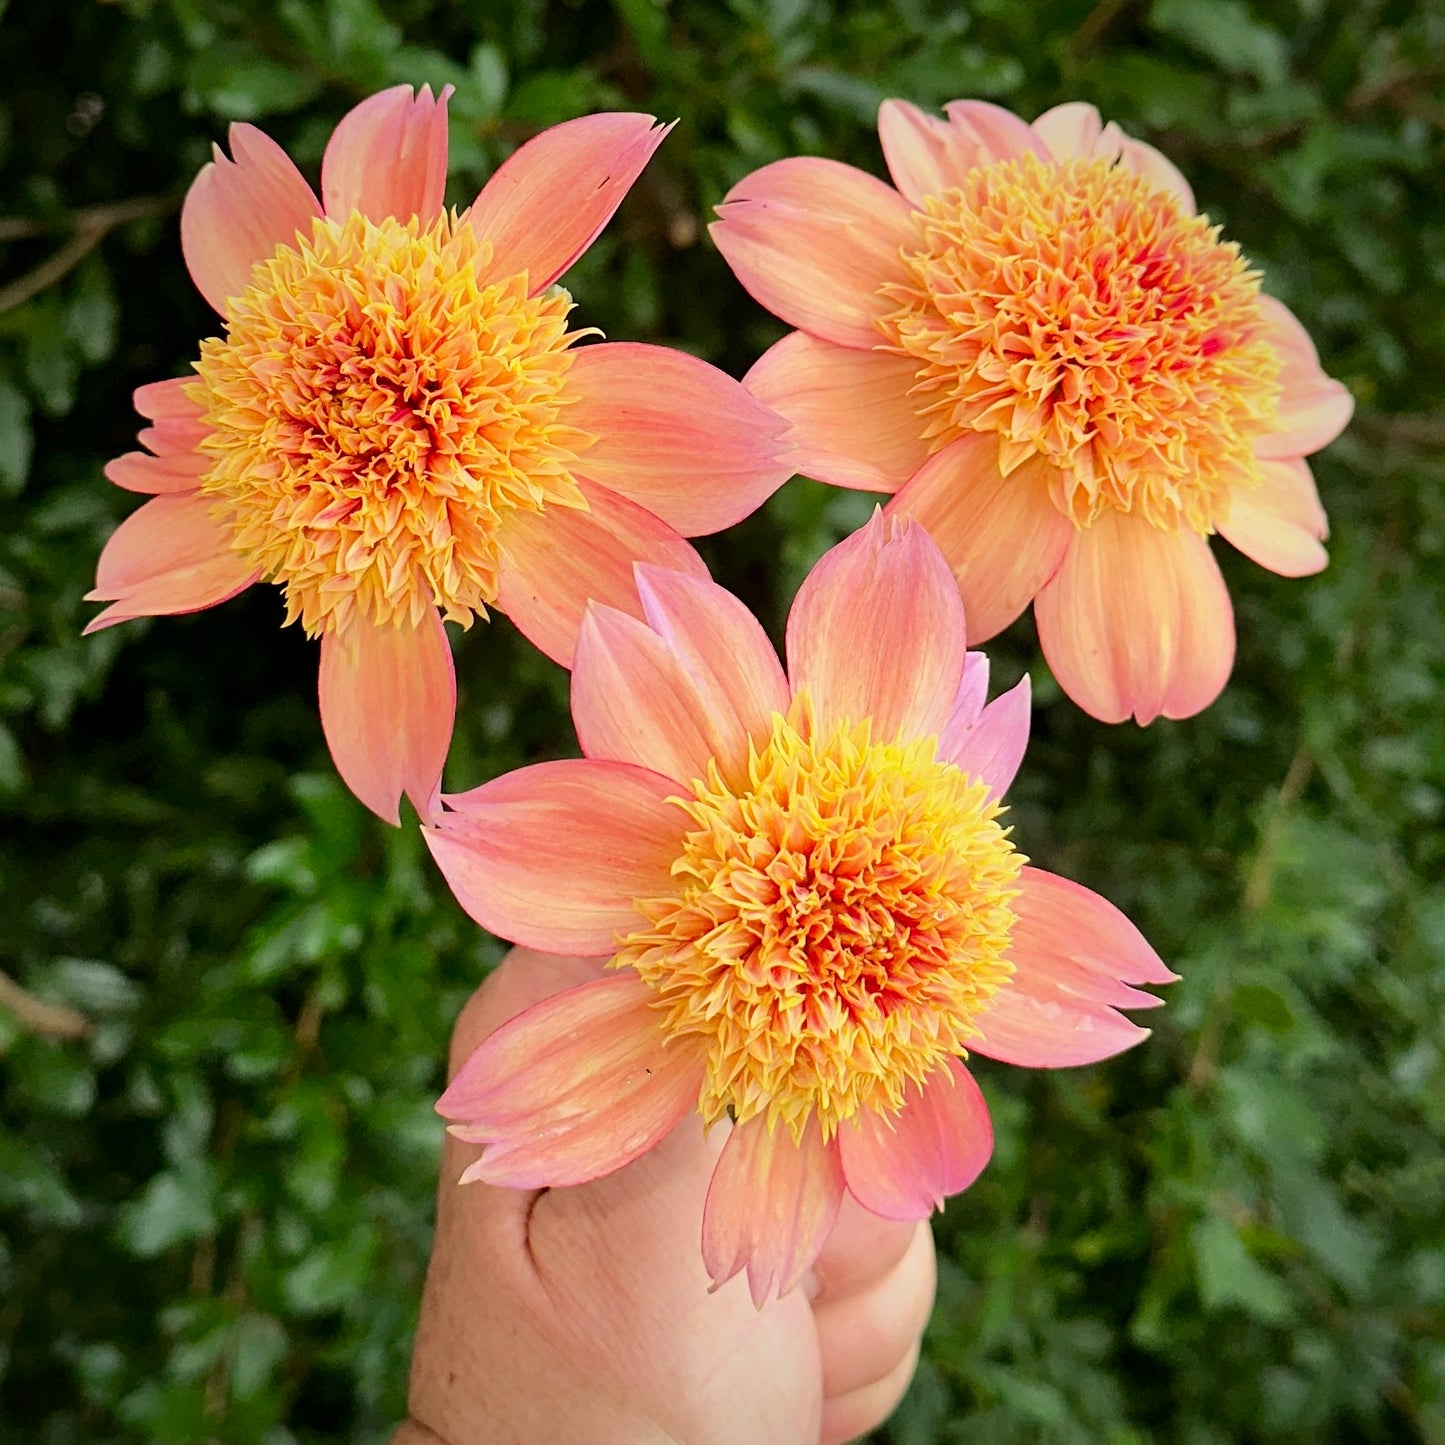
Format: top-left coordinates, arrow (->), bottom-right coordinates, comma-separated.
712,100 -> 1354,724
427,513 -> 1174,1305
88,85 -> 790,822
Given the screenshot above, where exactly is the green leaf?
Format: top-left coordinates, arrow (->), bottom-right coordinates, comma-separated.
1193,1214 -> 1294,1323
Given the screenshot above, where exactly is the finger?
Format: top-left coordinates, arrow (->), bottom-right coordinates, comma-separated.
814,1219 -> 934,1398
819,1340 -> 922,1445
809,1190 -> 919,1303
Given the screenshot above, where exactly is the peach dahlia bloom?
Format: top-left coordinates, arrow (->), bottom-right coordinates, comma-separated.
427,514 -> 1175,1305
88,86 -> 790,822
712,100 -> 1354,725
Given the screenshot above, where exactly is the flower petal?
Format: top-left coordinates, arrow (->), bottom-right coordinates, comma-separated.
943,100 -> 1051,165
469,113 -> 671,294
426,759 -> 682,954
885,434 -> 1075,644
1034,513 -> 1235,725
494,479 -> 709,668
320,83 -> 451,224
786,511 -> 965,742
702,1115 -> 845,1307
949,651 -> 991,733
103,450 -> 208,495
317,607 -> 455,826
711,157 -> 917,350
438,974 -> 706,1188
133,377 -> 197,421
1031,101 -> 1108,161
838,1058 -> 993,1220
971,866 -> 1175,1068
574,568 -> 787,789
83,494 -> 259,632
1117,136 -> 1195,212
1254,296 -> 1354,460
180,123 -> 320,315
1218,458 -> 1329,578
568,342 -> 792,534
939,674 -> 1031,804
877,98 -> 973,206
744,331 -> 929,493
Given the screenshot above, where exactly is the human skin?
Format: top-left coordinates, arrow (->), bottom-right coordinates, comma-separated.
393,948 -> 938,1445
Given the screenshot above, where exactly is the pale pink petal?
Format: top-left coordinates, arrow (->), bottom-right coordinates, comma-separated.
103,450 -> 208,495
133,377 -> 200,421
711,157 -> 917,350
939,674 -> 1031,803
1117,136 -> 1196,212
469,113 -> 671,294
744,331 -> 929,494
971,866 -> 1175,1068
567,342 -> 792,534
574,570 -> 787,789
949,651 -> 991,733
877,98 -> 973,206
885,434 -> 1075,644
84,494 -> 259,632
702,1115 -> 845,1307
426,759 -> 682,954
1035,513 -> 1235,725
136,413 -> 210,457
1031,102 -> 1125,164
180,124 -> 320,315
838,1059 -> 993,1220
494,479 -> 708,668
320,83 -> 450,224
438,975 -> 706,1187
1218,458 -> 1329,577
317,608 -> 455,826
1254,296 -> 1354,460
943,100 -> 1051,165
786,511 -> 965,742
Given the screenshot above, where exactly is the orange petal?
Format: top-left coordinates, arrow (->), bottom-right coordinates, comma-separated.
494,478 -> 708,667
469,113 -> 671,294
785,510 -> 964,742
744,330 -> 928,493
885,434 -> 1075,644
133,377 -> 200,421
568,342 -> 792,534
426,759 -> 682,955
573,571 -> 786,790
877,98 -> 973,206
1035,514 -> 1235,725
438,974 -> 705,1188
84,494 -> 259,632
104,450 -> 207,495
320,83 -> 451,224
180,123 -> 320,315
702,1114 -> 845,1307
838,1059 -> 993,1220
711,157 -> 917,350
1254,296 -> 1354,460
1218,458 -> 1328,577
317,608 -> 455,826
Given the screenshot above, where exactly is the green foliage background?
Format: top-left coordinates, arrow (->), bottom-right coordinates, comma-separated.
0,0 -> 1440,1439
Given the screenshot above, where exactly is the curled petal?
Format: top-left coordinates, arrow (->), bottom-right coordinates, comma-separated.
181,124 -> 320,315
317,608 -> 455,826
84,494 -> 259,632
939,674 -> 1031,804
320,83 -> 451,224
971,866 -> 1176,1068
426,759 -> 682,955
702,1115 -> 845,1307
744,331 -> 929,493
877,98 -> 974,206
1254,296 -> 1354,460
1035,514 -> 1235,725
494,479 -> 708,668
133,377 -> 201,422
1218,458 -> 1329,577
470,113 -> 671,294
568,342 -> 792,534
439,974 -> 706,1188
885,435 -> 1075,644
104,450 -> 208,495
711,157 -> 917,350
949,651 -> 991,734
786,511 -> 965,743
838,1059 -> 993,1220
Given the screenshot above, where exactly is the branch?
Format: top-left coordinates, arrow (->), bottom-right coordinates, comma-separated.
0,969 -> 91,1040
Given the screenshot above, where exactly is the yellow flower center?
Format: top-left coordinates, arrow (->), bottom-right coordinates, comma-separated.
880,152 -> 1283,534
615,697 -> 1023,1140
191,212 -> 594,635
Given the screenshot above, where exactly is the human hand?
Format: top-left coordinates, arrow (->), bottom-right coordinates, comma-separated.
393,947 -> 937,1445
